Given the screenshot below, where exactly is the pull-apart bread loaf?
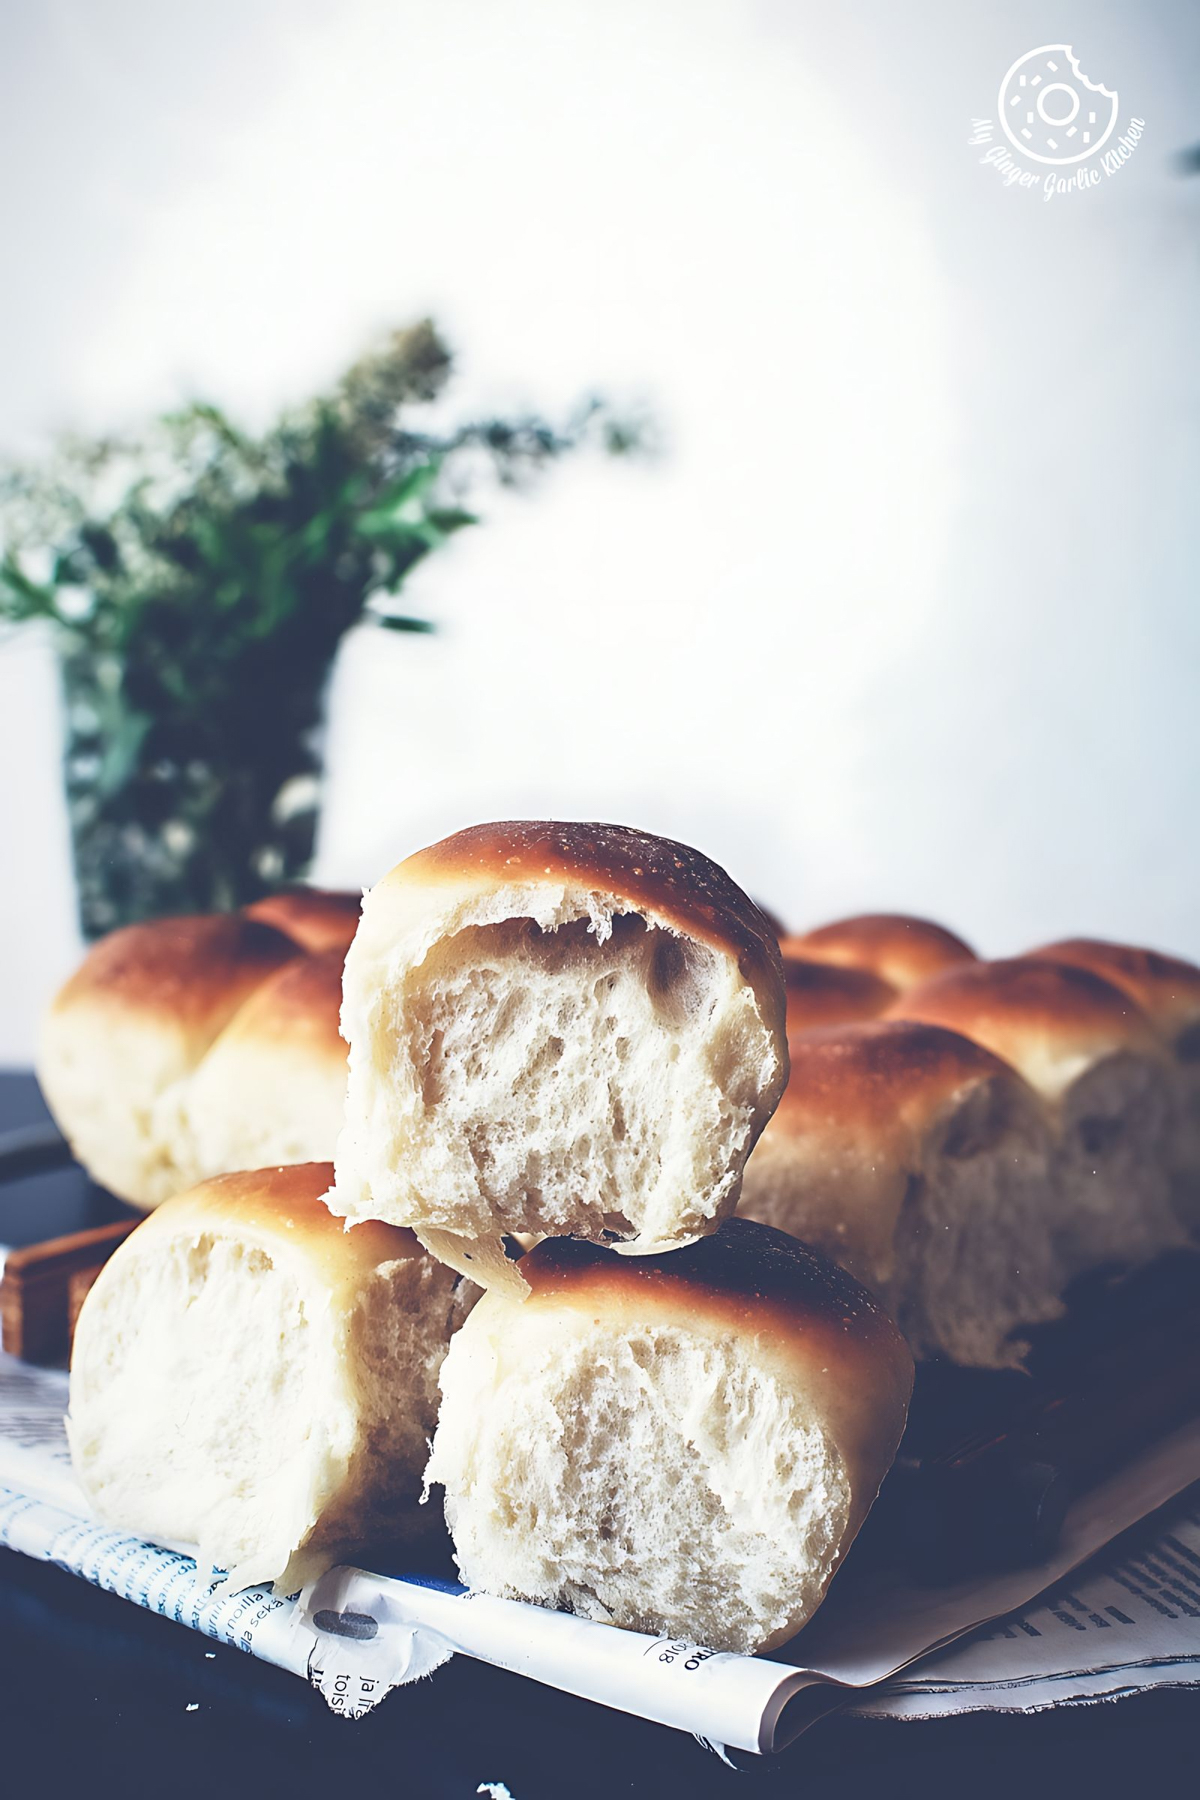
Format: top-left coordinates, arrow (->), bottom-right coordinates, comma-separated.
779,913 -> 977,992
739,1021 -> 1059,1368
38,891 -> 357,1208
892,957 -> 1185,1274
68,1163 -> 467,1592
425,1218 -> 912,1655
1028,939 -> 1200,1228
330,822 -> 788,1281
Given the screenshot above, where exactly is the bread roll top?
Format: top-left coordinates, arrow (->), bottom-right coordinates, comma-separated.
888,955 -> 1164,1100
771,1017 -> 1025,1141
364,819 -> 785,1024
1028,938 -> 1200,1052
744,1020 -> 1039,1280
244,887 -> 362,956
45,913 -> 301,1055
38,913 -> 348,1207
780,913 -> 976,991
124,1162 -> 422,1289
199,949 -> 347,1067
781,955 -> 896,1043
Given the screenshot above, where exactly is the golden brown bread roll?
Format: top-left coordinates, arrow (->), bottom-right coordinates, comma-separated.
68,1163 -> 468,1591
888,957 -> 1185,1276
425,1218 -> 912,1654
330,821 -> 788,1282
739,1020 -> 1059,1366
38,893 -> 354,1208
781,913 -> 976,990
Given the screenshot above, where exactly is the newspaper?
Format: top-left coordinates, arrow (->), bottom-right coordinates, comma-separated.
1,1351 -> 1198,1755
849,1490 -> 1200,1720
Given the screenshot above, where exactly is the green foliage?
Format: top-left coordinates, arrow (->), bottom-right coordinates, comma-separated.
0,323 -> 633,935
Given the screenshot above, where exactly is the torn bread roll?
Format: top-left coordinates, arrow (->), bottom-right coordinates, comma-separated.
37,897 -> 354,1208
424,1219 -> 912,1654
891,957 -> 1185,1271
739,1021 -> 1059,1367
68,1163 -> 467,1592
330,821 -> 787,1280
780,913 -> 976,991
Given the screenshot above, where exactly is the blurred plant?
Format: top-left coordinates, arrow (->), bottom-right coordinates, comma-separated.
0,323 -> 639,936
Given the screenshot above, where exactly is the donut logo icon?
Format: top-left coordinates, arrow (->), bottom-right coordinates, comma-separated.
998,45 -> 1118,165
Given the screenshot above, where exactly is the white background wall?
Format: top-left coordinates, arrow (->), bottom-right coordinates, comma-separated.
1,0 -> 1198,1062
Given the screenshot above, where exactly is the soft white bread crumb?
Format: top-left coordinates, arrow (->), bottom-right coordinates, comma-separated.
331,822 -> 787,1271
68,1164 -> 467,1592
425,1221 -> 912,1654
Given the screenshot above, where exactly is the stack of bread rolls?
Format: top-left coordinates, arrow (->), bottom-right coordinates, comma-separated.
51,831 -> 1199,1654
63,825 -> 912,1655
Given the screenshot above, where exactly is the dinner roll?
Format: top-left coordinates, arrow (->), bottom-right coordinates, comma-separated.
891,958 -> 1184,1271
155,951 -> 348,1193
38,915 -> 302,1206
68,1163 -> 467,1592
1028,938 -> 1200,1228
330,821 -> 787,1280
781,913 -> 976,991
739,1021 -> 1060,1367
781,955 -> 896,1047
244,887 -> 362,956
425,1219 -> 912,1654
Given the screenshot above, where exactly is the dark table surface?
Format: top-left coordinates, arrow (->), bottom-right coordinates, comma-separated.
1,1071 -> 1197,1800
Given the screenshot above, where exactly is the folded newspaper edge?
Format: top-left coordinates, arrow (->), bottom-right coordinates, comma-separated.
1,1354 -> 1198,1756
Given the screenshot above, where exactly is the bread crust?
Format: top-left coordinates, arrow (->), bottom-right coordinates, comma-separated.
126,1162 -> 423,1288
781,955 -> 896,1042
244,888 -> 362,956
38,915 -> 345,1207
393,820 -> 784,1007
46,914 -> 300,1039
741,1020 -> 1034,1281
772,1017 -> 1020,1136
782,913 -> 976,990
888,956 -> 1163,1099
1028,938 -> 1200,1048
205,949 -> 347,1065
